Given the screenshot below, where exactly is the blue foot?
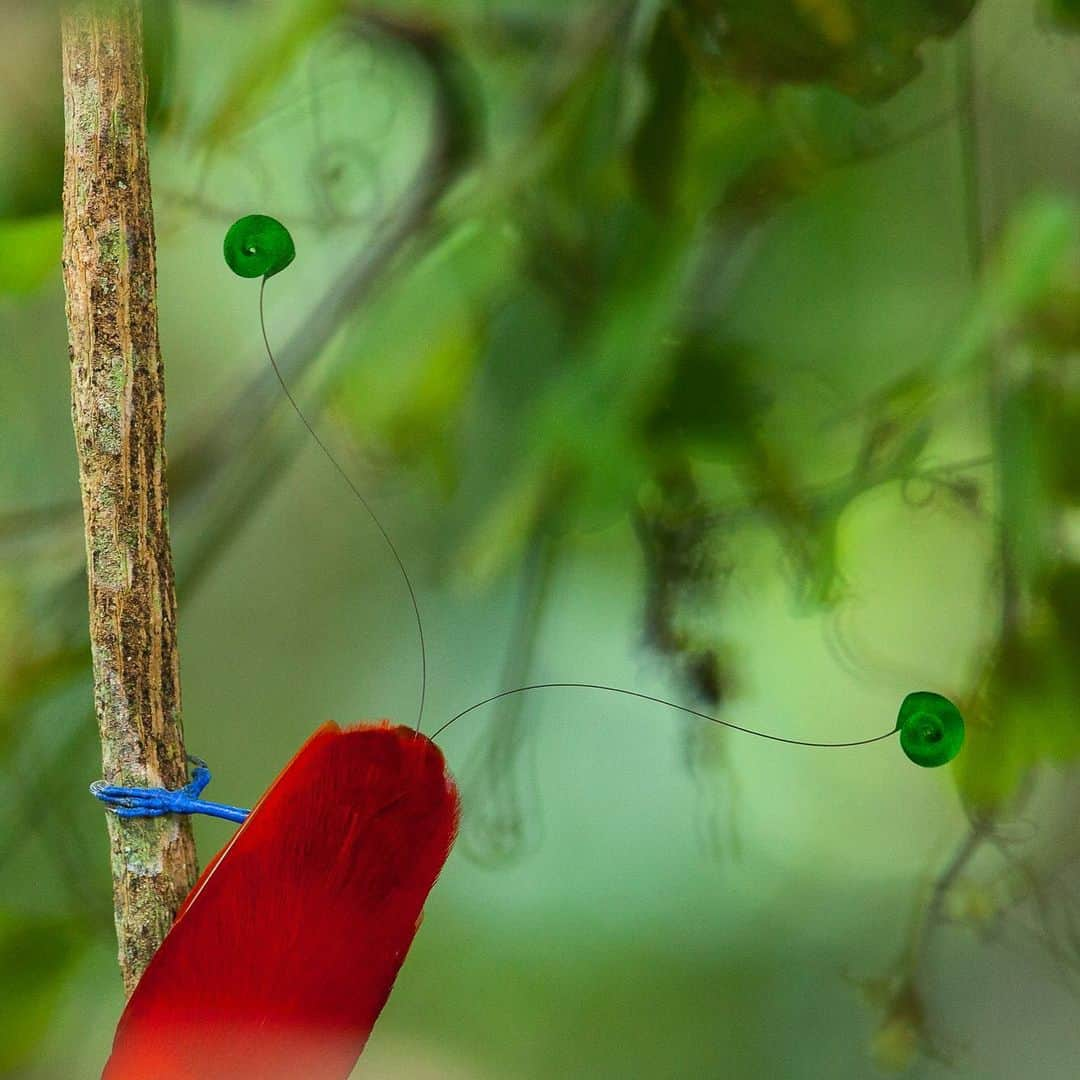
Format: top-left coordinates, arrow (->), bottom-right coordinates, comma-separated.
91,756 -> 250,824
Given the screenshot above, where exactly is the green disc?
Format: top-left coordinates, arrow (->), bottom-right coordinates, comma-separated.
223,214 -> 295,279
896,691 -> 964,768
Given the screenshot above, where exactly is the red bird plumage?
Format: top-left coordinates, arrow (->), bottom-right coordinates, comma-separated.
102,722 -> 459,1080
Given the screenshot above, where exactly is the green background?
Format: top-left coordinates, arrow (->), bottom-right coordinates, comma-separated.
2,1 -> 1080,1076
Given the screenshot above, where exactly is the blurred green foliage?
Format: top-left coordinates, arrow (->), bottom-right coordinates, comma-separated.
0,914 -> 89,1072
679,0 -> 976,101
0,214 -> 61,295
2,0 -> 1080,1076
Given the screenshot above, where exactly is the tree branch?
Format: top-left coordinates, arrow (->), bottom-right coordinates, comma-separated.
61,0 -> 197,994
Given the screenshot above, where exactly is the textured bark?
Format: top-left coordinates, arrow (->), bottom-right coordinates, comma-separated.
61,0 -> 198,994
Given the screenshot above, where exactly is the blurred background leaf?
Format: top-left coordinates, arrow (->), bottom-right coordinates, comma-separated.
0,214 -> 61,295
0,913 -> 89,1072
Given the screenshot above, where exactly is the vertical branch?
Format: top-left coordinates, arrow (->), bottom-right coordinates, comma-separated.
61,0 -> 197,994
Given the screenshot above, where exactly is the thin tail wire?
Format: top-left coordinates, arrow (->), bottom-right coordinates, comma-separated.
431,681 -> 898,747
258,279 -> 428,733
257,285 -> 891,753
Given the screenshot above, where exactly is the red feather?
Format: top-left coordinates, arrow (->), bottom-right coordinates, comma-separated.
102,722 -> 459,1080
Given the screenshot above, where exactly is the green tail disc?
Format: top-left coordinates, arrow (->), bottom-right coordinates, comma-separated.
897,691 -> 964,767
223,214 -> 295,279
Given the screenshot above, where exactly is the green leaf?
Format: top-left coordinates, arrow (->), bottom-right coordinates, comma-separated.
199,0 -> 345,151
456,463 -> 557,585
681,0 -> 976,102
639,337 -> 769,458
632,10 -> 694,215
991,196 -> 1079,312
1045,0 -> 1080,31
943,196 -> 1078,375
954,638 -> 1080,811
143,0 -> 177,129
334,219 -> 517,465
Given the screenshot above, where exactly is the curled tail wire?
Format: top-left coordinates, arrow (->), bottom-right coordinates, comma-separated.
432,681 -> 897,747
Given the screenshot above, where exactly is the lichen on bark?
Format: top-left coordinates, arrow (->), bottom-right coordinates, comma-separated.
60,0 -> 198,994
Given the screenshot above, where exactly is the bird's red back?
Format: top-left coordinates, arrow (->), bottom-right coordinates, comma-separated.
103,722 -> 459,1080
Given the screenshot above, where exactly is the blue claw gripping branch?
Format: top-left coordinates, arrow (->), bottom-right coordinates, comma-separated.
91,757 -> 251,824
